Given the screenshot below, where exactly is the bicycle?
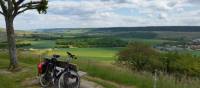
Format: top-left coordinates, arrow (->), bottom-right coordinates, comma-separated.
37,52 -> 80,88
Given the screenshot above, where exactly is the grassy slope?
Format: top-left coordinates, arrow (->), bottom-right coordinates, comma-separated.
76,59 -> 200,88
0,48 -> 118,88
1,48 -> 199,88
0,51 -> 39,88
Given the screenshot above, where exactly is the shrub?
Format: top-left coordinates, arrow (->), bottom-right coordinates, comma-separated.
117,42 -> 200,77
117,42 -> 160,71
16,43 -> 31,48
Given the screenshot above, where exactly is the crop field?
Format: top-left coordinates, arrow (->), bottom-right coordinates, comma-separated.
28,48 -> 120,61
25,40 -> 56,49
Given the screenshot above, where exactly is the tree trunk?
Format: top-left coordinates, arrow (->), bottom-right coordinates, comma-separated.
5,17 -> 18,70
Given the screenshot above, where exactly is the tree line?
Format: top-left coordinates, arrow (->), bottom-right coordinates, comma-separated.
56,37 -> 128,48
0,42 -> 31,48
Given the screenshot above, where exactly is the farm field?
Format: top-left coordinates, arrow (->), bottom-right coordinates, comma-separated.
23,40 -> 56,49
29,48 -> 120,61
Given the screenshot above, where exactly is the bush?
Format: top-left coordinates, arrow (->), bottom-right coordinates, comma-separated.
16,43 -> 31,48
0,43 -> 7,48
117,42 -> 200,77
0,43 -> 31,48
117,42 -> 160,71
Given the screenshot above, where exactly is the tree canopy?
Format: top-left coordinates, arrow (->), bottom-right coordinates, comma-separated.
0,0 -> 48,17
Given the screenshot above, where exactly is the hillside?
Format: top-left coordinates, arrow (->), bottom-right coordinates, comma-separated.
31,26 -> 200,40
92,26 -> 200,32
33,26 -> 200,33
0,28 -> 6,42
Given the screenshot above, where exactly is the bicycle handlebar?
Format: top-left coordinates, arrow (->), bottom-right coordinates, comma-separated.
67,52 -> 77,59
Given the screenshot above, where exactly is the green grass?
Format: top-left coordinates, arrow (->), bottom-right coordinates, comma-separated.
0,51 -> 39,88
178,50 -> 200,57
0,48 -> 199,88
0,48 -> 118,88
190,51 -> 200,56
58,48 -> 119,58
76,60 -> 153,88
28,48 -> 120,61
75,60 -> 200,88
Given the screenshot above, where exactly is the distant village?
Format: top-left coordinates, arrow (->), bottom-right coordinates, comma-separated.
154,38 -> 200,51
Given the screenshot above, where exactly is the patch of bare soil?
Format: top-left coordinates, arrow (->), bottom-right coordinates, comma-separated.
86,76 -> 135,88
80,79 -> 104,88
0,69 -> 12,74
21,77 -> 40,88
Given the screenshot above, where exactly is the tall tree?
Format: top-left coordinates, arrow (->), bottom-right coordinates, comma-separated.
0,0 -> 48,70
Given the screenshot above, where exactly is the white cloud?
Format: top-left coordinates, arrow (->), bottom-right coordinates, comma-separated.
0,0 -> 199,30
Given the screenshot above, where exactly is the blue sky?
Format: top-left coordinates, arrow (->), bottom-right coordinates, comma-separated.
0,0 -> 200,30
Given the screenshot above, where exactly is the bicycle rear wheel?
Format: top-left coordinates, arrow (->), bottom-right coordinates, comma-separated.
39,73 -> 52,87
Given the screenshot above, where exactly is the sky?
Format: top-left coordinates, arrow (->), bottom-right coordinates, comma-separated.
0,0 -> 200,30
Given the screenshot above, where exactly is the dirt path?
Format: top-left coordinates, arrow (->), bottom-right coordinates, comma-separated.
79,71 -> 104,88
0,69 -> 132,88
0,69 -> 103,88
80,79 -> 104,88
85,76 -> 135,88
21,78 -> 104,88
21,71 -> 104,88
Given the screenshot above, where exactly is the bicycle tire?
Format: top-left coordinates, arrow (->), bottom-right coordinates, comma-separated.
58,70 -> 80,88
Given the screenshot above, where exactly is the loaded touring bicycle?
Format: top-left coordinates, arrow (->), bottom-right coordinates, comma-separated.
37,52 -> 80,88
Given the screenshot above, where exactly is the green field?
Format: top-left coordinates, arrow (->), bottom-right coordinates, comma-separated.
29,48 -> 120,61
186,50 -> 200,56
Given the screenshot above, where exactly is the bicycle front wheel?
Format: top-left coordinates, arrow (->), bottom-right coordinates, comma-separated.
58,70 -> 80,88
